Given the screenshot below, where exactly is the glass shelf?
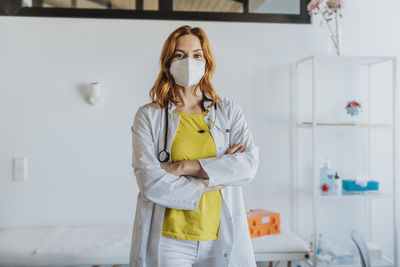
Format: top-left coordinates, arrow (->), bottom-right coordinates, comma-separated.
296,187 -> 394,200
296,55 -> 396,66
298,122 -> 393,128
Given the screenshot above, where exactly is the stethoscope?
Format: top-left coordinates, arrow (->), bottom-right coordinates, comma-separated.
158,96 -> 231,162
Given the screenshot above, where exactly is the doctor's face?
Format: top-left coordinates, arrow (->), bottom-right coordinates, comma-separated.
170,34 -> 206,65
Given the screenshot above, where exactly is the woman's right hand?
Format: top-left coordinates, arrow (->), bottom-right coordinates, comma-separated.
224,142 -> 246,155
203,142 -> 246,194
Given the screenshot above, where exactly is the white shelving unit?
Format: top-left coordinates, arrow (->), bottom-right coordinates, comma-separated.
291,55 -> 398,266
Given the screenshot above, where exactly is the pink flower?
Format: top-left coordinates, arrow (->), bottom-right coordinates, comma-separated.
307,0 -> 322,14
326,0 -> 343,11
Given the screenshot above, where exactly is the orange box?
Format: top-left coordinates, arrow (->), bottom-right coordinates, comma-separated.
246,209 -> 281,238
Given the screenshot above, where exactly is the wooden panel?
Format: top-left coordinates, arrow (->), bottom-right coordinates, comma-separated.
110,0 -> 135,9
43,0 -> 136,9
143,0 -> 157,10
43,0 -> 72,8
249,0 -> 266,12
76,1 -> 107,9
174,0 -> 242,12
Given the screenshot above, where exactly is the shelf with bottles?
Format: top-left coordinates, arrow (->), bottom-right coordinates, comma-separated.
296,159 -> 394,201
296,187 -> 394,200
316,155 -> 393,198
295,197 -> 396,267
295,125 -> 394,198
296,218 -> 395,266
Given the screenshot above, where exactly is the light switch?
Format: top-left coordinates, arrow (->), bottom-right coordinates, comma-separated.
13,157 -> 27,181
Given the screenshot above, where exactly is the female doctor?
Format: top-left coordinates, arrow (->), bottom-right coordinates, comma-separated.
130,25 -> 259,267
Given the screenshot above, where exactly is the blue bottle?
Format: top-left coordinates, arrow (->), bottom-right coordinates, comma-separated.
320,157 -> 334,195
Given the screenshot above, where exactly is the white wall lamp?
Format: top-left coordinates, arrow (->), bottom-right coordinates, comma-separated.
89,82 -> 103,106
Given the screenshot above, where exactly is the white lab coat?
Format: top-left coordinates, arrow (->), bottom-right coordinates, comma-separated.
129,95 -> 259,267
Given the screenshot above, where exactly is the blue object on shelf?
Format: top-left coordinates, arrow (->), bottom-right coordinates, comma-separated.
342,180 -> 379,191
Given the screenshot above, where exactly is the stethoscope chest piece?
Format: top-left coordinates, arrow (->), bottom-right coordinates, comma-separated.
158,149 -> 170,163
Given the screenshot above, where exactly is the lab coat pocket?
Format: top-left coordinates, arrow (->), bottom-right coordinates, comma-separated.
131,193 -> 153,263
231,213 -> 255,265
232,213 -> 250,239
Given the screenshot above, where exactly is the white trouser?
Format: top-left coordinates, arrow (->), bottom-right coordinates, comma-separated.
159,235 -> 218,267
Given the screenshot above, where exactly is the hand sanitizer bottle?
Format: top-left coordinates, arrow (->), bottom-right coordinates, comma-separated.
320,157 -> 334,195
332,172 -> 342,196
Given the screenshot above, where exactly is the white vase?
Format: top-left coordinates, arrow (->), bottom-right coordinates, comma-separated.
328,18 -> 343,56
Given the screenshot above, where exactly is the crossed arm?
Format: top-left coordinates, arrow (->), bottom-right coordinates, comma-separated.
160,142 -> 246,177
160,142 -> 246,193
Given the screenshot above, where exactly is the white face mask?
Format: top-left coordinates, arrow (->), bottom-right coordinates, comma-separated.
169,57 -> 206,87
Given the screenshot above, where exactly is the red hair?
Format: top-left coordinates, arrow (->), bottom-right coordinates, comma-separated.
149,25 -> 221,109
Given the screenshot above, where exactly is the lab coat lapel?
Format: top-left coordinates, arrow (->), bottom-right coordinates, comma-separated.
202,97 -> 226,157
163,101 -> 180,163
202,96 -> 235,264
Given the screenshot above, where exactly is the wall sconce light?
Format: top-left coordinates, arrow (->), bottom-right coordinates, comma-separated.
89,82 -> 103,106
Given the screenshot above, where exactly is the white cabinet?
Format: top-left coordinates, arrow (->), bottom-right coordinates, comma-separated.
292,55 -> 398,266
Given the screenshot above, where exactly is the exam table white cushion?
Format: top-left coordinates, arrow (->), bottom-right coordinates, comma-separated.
251,226 -> 311,262
252,226 -> 310,253
0,224 -> 132,266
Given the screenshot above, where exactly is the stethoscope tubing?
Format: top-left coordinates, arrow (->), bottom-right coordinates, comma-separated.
158,98 -> 229,163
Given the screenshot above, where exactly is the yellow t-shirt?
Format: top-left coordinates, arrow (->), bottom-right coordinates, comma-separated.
161,110 -> 222,241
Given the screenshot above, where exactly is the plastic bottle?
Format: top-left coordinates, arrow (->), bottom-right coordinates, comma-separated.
320,157 -> 334,195
316,234 -> 324,255
332,172 -> 342,196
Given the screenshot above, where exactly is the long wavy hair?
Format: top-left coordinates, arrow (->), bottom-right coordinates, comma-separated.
149,25 -> 221,109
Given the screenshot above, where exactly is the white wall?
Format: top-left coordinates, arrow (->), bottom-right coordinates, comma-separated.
1,0 -> 399,262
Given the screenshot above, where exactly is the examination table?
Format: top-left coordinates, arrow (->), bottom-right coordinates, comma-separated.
0,224 -> 310,266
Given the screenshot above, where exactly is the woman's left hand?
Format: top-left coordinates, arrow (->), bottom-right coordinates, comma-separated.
160,162 -> 183,176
